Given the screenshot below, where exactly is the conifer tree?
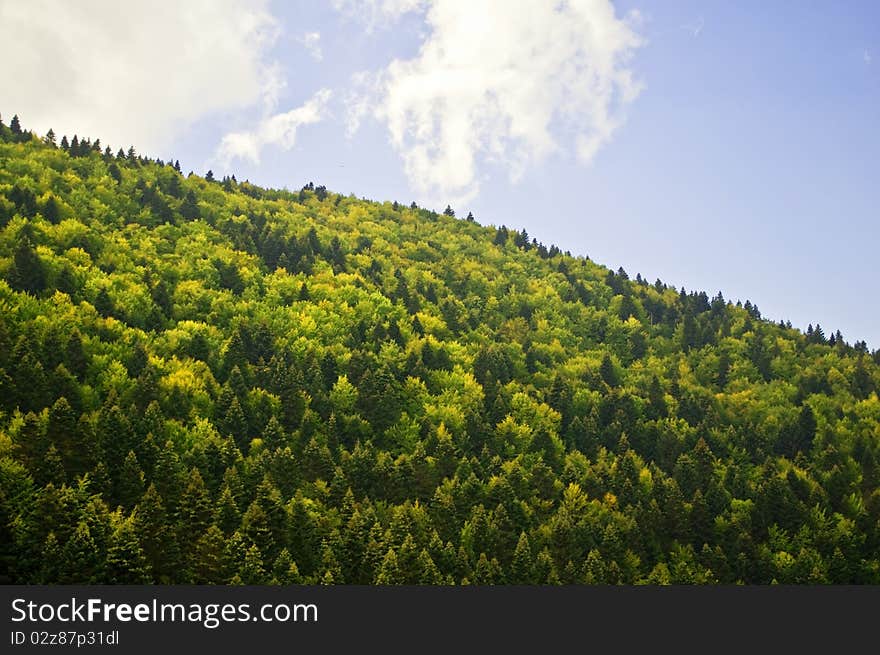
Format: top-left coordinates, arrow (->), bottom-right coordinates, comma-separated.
7,237 -> 46,295
105,517 -> 151,583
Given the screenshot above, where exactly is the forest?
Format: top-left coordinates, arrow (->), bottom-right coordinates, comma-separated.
1,114 -> 879,584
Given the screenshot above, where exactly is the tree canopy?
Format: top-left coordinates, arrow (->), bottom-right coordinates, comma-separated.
0,117 -> 879,584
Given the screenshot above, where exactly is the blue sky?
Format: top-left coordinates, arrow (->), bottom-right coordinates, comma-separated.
3,1 -> 878,347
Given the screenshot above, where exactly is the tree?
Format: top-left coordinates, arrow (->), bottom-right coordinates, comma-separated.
599,353 -> 619,388
105,517 -> 151,583
242,501 -> 273,559
681,311 -> 699,351
272,548 -> 303,585
375,549 -> 404,584
117,451 -> 145,509
192,526 -> 229,584
179,468 -> 213,538
94,288 -> 115,317
215,485 -> 241,535
222,397 -> 249,449
181,190 -> 200,220
235,544 -> 268,584
108,162 -> 122,184
58,522 -> 100,583
795,405 -> 817,455
7,238 -> 46,295
510,532 -> 535,583
48,397 -> 93,476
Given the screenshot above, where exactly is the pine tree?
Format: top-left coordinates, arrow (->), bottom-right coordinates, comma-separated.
510,532 -> 535,583
94,288 -> 114,317
796,405 -> 817,454
108,162 -> 122,184
179,468 -> 213,538
135,484 -> 172,580
48,396 -> 93,476
215,485 -> 241,535
181,190 -> 200,220
375,549 -> 404,584
272,548 -> 303,585
223,396 -> 249,449
599,353 -> 619,388
416,549 -> 443,584
117,451 -> 145,509
7,237 -> 46,295
192,525 -> 229,584
473,552 -> 503,584
37,444 -> 66,486
242,501 -> 273,559
235,544 -> 268,584
105,517 -> 151,583
58,522 -> 100,583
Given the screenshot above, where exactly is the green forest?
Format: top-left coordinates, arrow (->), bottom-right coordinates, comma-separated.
1,114 -> 879,584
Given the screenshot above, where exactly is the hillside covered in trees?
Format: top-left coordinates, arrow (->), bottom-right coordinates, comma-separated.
1,114 -> 879,584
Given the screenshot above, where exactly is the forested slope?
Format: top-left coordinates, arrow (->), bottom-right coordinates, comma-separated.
1,115 -> 879,584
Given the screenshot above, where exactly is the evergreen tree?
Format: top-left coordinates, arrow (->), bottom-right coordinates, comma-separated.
192,525 -> 229,584
235,544 -> 268,584
58,522 -> 100,583
510,532 -> 535,583
181,190 -> 200,220
599,353 -> 619,388
105,517 -> 151,583
215,485 -> 241,535
7,237 -> 46,295
117,451 -> 145,509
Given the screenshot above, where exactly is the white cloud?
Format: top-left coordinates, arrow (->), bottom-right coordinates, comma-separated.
0,0 -> 281,155
864,49 -> 872,65
332,0 -> 427,31
347,0 -> 643,204
215,89 -> 332,166
344,71 -> 383,137
261,62 -> 288,114
681,16 -> 704,38
298,32 -> 323,61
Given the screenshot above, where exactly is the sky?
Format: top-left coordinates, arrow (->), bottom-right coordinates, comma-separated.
1,0 -> 878,347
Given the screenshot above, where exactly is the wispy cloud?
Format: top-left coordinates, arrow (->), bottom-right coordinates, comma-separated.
864,49 -> 872,65
343,0 -> 643,205
344,71 -> 381,138
297,31 -> 323,62
332,0 -> 427,32
681,16 -> 704,38
215,89 -> 332,166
